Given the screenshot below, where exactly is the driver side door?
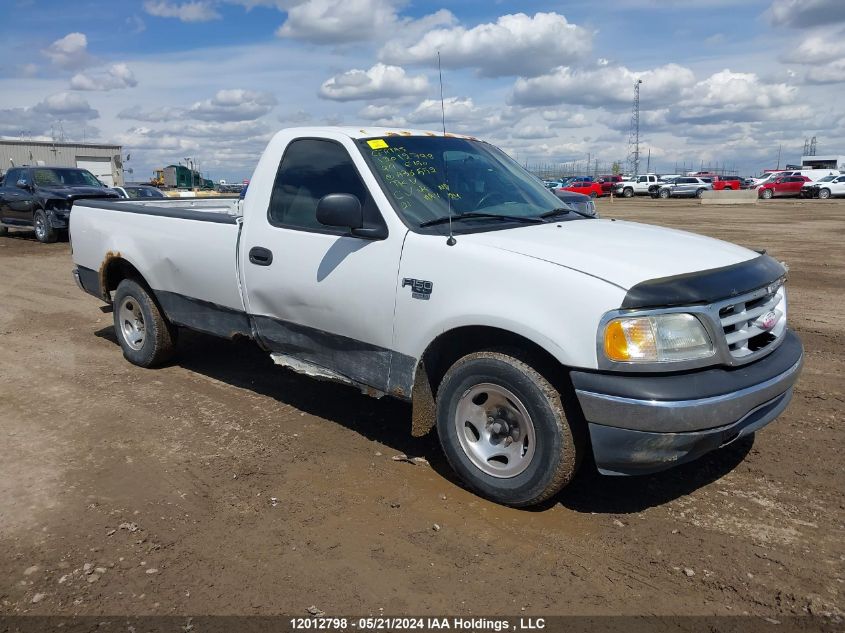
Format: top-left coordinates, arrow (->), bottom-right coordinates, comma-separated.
0,169 -> 36,224
240,137 -> 407,394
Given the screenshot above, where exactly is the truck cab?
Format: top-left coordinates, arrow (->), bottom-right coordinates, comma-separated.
615,174 -> 662,197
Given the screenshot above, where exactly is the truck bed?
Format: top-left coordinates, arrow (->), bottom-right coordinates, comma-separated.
70,198 -> 248,337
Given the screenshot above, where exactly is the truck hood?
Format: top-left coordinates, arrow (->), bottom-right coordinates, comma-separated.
462,218 -> 757,290
39,185 -> 118,199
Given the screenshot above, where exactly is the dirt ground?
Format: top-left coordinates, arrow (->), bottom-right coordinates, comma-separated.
0,197 -> 842,620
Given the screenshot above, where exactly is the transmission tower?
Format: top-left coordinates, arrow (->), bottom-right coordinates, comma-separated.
809,136 -> 817,156
626,79 -> 643,175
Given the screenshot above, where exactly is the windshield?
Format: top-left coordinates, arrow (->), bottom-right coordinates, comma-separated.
817,175 -> 836,182
358,136 -> 570,229
33,168 -> 101,187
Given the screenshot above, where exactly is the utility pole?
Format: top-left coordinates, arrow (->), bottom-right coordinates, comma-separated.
627,79 -> 643,175
776,145 -> 782,170
646,148 -> 651,173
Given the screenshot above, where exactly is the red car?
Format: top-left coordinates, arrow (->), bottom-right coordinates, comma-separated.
597,175 -> 623,195
711,176 -> 743,191
558,178 -> 603,198
757,175 -> 810,199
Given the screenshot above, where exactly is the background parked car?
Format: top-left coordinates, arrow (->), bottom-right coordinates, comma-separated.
113,185 -> 167,199
558,177 -> 603,198
657,177 -> 713,199
758,175 -> 811,199
596,174 -> 622,195
615,174 -> 663,197
814,174 -> 845,199
0,166 -> 119,242
711,175 -> 744,190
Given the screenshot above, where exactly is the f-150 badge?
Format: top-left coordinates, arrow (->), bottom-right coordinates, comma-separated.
402,278 -> 433,300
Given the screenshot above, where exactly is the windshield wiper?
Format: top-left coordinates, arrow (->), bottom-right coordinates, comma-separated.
539,207 -> 573,220
420,212 -> 544,228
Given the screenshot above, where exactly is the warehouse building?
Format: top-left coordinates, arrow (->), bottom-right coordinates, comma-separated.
0,139 -> 124,186
800,154 -> 845,171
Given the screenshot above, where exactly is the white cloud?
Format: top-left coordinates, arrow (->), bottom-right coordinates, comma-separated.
406,97 -> 480,125
71,64 -> 138,91
319,63 -> 429,101
380,12 -> 592,78
143,0 -> 221,22
806,58 -> 845,84
42,33 -> 93,70
188,89 -> 278,121
32,92 -> 99,119
511,63 -> 695,107
782,27 -> 845,64
769,0 -> 845,28
277,0 -> 400,43
678,69 -> 795,111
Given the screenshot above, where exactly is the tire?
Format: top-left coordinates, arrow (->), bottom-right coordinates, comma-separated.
33,208 -> 57,243
819,188 -> 831,199
0,225 -> 7,237
658,188 -> 670,199
112,279 -> 176,368
761,189 -> 773,199
695,188 -> 705,198
622,187 -> 633,198
435,351 -> 581,507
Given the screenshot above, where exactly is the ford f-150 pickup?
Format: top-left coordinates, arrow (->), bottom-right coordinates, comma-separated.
70,127 -> 803,507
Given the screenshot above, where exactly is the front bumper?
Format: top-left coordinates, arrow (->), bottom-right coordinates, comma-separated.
572,330 -> 803,475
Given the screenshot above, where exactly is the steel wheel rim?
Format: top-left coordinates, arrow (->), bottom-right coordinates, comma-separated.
454,383 -> 536,478
34,216 -> 45,240
118,296 -> 145,351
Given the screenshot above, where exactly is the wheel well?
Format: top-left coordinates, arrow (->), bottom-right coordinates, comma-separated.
419,326 -> 566,394
99,256 -> 147,302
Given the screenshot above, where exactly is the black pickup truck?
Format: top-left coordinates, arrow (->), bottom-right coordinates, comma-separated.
0,166 -> 119,243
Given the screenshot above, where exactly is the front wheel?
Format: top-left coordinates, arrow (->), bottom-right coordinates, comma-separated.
818,188 -> 831,199
622,187 -> 633,198
435,351 -> 581,507
33,208 -> 57,243
113,279 -> 176,367
658,188 -> 670,199
0,225 -> 7,237
761,189 -> 773,199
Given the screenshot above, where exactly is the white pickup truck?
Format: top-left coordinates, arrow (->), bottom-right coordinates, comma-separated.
70,127 -> 803,507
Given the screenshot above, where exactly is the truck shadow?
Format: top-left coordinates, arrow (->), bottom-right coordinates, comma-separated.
95,327 -> 754,514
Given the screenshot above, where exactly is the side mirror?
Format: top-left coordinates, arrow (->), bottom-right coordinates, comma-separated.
317,193 -> 363,230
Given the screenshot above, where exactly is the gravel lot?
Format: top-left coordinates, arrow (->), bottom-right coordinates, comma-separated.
0,197 -> 842,619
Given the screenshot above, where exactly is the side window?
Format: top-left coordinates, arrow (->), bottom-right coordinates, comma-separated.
268,139 -> 372,232
3,169 -> 18,186
637,176 -> 647,183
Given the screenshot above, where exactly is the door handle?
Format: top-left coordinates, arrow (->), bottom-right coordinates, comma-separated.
249,246 -> 273,266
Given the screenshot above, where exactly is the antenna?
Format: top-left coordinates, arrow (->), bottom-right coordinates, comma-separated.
438,51 -> 456,246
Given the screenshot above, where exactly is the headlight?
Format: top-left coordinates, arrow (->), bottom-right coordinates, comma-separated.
603,313 -> 714,362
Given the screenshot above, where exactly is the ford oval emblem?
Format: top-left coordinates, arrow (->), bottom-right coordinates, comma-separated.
757,311 -> 778,330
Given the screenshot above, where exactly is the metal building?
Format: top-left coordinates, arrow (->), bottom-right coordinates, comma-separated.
0,139 -> 124,186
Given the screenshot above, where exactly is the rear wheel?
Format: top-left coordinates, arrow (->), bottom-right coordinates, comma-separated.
818,188 -> 831,199
695,188 -> 706,198
113,279 -> 176,368
33,208 -> 57,243
435,351 -> 581,507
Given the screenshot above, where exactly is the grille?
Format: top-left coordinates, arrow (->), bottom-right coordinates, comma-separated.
718,284 -> 786,359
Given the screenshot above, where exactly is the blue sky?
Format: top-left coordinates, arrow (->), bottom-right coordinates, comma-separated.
1,0 -> 844,182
